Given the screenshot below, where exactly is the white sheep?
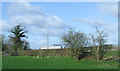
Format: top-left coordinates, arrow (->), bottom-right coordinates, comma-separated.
36,56 -> 39,59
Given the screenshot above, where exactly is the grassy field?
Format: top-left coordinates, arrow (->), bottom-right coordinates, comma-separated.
2,56 -> 118,69
104,50 -> 118,57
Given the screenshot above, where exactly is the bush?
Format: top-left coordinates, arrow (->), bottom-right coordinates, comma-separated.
18,50 -> 39,56
10,51 -> 19,56
61,29 -> 88,60
18,49 -> 71,57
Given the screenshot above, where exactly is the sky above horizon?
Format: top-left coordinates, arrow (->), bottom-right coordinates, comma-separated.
1,2 -> 118,49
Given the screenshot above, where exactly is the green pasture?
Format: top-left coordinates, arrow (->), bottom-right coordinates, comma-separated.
2,56 -> 118,69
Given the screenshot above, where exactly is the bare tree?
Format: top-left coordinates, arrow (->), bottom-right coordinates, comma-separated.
90,27 -> 107,61
89,34 -> 97,58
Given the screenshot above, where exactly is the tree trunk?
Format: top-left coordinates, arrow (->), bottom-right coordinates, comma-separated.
97,44 -> 100,61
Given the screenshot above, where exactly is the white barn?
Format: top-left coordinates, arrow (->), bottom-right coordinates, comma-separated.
40,46 -> 62,49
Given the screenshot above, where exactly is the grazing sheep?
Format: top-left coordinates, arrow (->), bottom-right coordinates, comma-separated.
36,56 -> 39,59
47,56 -> 49,59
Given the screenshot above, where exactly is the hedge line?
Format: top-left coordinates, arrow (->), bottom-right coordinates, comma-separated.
18,49 -> 71,57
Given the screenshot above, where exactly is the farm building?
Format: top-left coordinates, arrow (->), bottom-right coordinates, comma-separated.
40,44 -> 62,49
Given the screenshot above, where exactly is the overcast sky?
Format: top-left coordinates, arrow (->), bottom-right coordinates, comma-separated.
1,2 -> 118,49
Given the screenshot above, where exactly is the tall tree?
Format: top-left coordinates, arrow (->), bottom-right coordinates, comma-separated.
10,25 -> 29,52
61,28 -> 88,60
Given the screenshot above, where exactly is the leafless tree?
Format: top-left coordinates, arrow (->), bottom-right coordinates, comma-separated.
90,27 -> 107,61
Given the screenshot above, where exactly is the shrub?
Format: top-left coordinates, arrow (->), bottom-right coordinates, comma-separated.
18,49 -> 71,57
10,51 -> 19,56
18,50 -> 39,56
61,29 -> 88,60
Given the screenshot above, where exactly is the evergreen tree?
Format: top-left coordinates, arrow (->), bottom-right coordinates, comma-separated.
10,25 -> 29,52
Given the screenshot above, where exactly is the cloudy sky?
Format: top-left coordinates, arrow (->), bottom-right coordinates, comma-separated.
1,2 -> 118,49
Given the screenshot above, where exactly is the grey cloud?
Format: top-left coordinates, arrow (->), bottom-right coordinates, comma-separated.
5,2 -> 70,36
8,2 -> 45,15
73,18 -> 118,33
73,18 -> 108,27
10,14 -> 69,29
97,3 -> 118,17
